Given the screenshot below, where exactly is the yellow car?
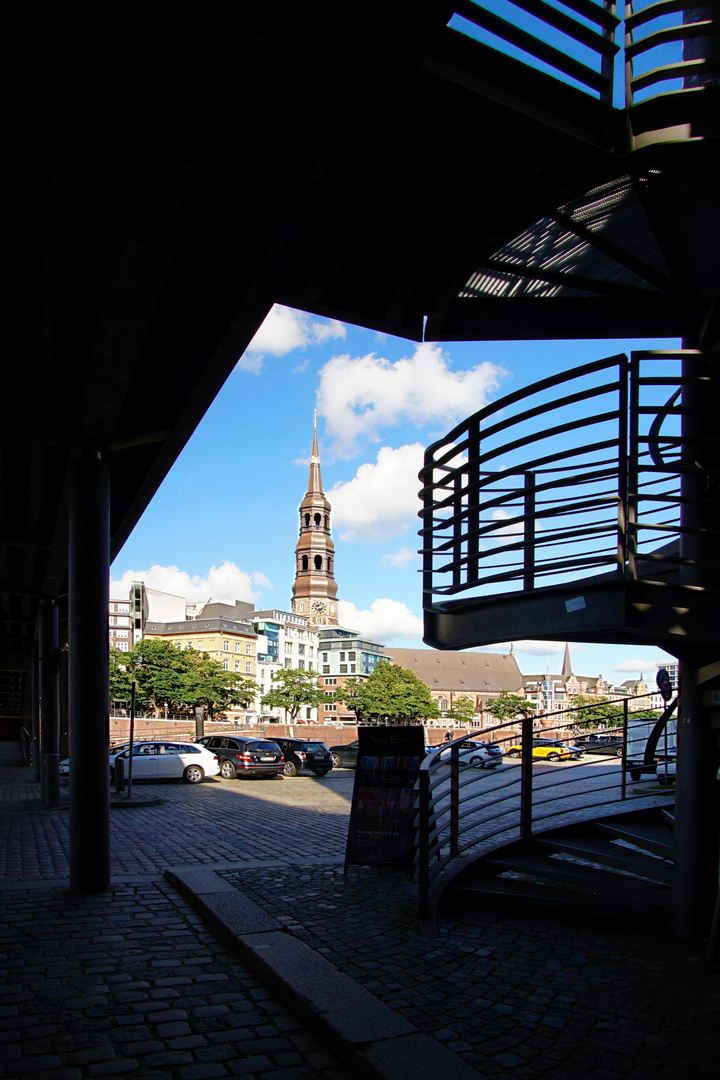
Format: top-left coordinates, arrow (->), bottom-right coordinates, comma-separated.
506,740 -> 583,762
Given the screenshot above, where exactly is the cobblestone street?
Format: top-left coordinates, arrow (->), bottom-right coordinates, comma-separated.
1,766 -> 718,1079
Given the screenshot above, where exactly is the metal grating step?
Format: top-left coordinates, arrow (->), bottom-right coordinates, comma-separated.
534,834 -> 672,885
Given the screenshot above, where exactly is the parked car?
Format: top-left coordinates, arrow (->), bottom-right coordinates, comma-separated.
329,740 -> 360,769
60,742 -> 131,776
506,740 -> 583,762
573,734 -> 624,757
109,741 -> 220,784
195,735 -> 283,779
272,737 -> 333,777
627,755 -> 676,784
438,740 -> 503,769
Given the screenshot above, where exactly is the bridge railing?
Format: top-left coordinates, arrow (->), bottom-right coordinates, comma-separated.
418,349 -> 713,610
415,690 -> 678,931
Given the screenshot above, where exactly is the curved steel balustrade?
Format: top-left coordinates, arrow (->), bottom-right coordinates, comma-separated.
415,692 -> 678,934
419,348 -> 720,655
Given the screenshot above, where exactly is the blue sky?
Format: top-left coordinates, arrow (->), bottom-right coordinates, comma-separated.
111,304 -> 679,686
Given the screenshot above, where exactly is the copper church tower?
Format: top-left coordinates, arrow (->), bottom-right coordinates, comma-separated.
291,415 -> 339,626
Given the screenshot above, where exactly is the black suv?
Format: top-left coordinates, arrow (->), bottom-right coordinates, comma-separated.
197,735 -> 283,779
271,737 -> 333,777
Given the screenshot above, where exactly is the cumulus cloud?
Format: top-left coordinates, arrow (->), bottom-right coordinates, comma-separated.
330,444 -> 425,542
110,562 -> 272,605
338,599 -> 424,644
613,658 -> 665,673
317,342 -> 503,456
237,305 -> 346,371
382,547 -> 420,569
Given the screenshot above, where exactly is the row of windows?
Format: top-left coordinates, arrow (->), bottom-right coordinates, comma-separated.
298,555 -> 333,572
321,651 -> 356,661
222,659 -> 253,673
322,664 -> 356,674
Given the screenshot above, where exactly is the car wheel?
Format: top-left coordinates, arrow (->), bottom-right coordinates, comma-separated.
470,757 -> 485,769
615,747 -> 623,757
547,753 -> 560,761
630,769 -> 641,781
331,753 -> 342,768
509,750 -> 521,758
313,769 -> 330,777
183,764 -> 205,784
220,760 -> 236,780
283,759 -> 299,777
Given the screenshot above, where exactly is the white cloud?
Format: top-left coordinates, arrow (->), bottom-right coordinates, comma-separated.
482,640 -> 583,656
110,562 -> 272,605
238,305 -> 346,371
381,546 -> 420,569
317,342 -> 503,456
330,444 -> 425,542
613,658 -> 664,673
338,599 -> 424,644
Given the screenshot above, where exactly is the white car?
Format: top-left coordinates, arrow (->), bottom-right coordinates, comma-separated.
109,741 -> 220,784
59,743 -> 131,776
438,740 -> 502,769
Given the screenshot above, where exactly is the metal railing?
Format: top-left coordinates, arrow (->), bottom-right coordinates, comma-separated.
449,0 -> 621,100
419,349 -> 718,606
625,1 -> 720,105
415,690 -> 678,931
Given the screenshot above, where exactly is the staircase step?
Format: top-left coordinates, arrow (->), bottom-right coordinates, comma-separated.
593,819 -> 674,858
448,876 -> 670,922
534,835 -> 672,885
482,852 -> 671,902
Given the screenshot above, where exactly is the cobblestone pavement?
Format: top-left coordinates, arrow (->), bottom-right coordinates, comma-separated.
1,765 -> 718,1080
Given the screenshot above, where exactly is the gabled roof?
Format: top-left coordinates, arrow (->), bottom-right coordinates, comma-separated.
391,648 -> 522,693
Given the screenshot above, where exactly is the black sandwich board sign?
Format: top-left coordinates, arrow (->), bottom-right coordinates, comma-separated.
344,725 -> 425,871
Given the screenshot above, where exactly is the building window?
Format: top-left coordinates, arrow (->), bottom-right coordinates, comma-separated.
299,602 -> 305,612
285,658 -> 292,669
298,644 -> 305,655
285,643 -> 293,654
235,642 -> 241,652
186,642 -> 192,649
223,641 -> 229,651
350,664 -> 356,673
118,642 -> 129,652
322,653 -> 328,661
339,664 -> 347,674
115,630 -> 128,638
298,660 -> 305,670
308,661 -> 313,670
438,698 -> 448,712
245,662 -> 252,673
246,643 -> 252,654
323,665 -> 330,674
339,652 -> 345,661
324,703 -> 337,712
235,661 -> 240,671
348,652 -> 355,660
306,708 -> 312,719
176,643 -> 182,650
223,659 -> 229,670
324,678 -> 336,686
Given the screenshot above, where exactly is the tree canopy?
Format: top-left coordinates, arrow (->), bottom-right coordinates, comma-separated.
570,695 -> 624,730
484,690 -> 536,722
447,695 -> 477,722
334,661 -> 439,724
260,667 -> 331,722
110,639 -> 256,719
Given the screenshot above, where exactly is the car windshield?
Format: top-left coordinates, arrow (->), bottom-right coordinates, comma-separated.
250,741 -> 281,752
300,742 -> 325,751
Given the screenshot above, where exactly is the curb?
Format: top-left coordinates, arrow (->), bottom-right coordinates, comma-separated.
165,866 -> 483,1080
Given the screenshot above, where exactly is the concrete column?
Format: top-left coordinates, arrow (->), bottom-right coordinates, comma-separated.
68,448 -> 111,892
673,350 -> 720,938
31,640 -> 40,782
39,600 -> 60,807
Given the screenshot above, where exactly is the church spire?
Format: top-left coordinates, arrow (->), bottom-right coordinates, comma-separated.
308,409 -> 323,495
562,642 -> 572,678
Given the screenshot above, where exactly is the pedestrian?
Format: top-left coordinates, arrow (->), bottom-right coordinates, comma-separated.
444,729 -> 454,743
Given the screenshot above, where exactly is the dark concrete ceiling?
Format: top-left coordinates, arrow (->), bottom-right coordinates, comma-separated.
4,1 -> 718,720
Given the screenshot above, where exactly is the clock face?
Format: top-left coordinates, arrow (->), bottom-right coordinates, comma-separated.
310,600 -> 327,614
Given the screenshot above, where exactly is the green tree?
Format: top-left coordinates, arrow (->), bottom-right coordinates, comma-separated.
340,661 -> 439,725
109,647 -> 134,705
130,638 -> 189,711
335,677 -> 366,722
447,695 -> 477,722
570,695 -> 624,731
182,650 -> 256,720
260,668 -> 330,722
484,689 -> 536,722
